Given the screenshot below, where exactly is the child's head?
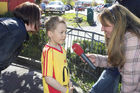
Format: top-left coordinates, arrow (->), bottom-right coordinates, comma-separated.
45,16 -> 67,45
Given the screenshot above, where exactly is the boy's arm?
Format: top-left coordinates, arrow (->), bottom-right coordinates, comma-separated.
45,76 -> 67,93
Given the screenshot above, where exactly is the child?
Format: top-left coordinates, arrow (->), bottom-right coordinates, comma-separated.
41,16 -> 73,93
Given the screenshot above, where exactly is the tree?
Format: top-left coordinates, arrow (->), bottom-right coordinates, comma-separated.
104,0 -> 114,3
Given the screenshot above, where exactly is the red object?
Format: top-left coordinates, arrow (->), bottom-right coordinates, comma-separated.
0,0 -> 34,11
75,5 -> 85,11
72,43 -> 84,56
0,0 -> 7,1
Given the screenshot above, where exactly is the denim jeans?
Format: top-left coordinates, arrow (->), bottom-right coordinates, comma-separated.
89,68 -> 120,93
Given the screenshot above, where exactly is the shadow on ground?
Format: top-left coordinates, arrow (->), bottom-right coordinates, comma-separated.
0,69 -> 43,93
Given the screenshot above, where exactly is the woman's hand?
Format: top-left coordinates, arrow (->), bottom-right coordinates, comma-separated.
80,54 -> 96,64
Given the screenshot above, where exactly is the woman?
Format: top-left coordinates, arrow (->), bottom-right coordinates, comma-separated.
88,4 -> 140,93
0,2 -> 41,73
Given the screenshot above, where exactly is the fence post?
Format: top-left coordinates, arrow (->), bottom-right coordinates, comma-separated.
91,33 -> 94,51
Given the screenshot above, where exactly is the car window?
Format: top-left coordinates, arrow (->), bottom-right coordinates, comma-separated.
58,2 -> 62,5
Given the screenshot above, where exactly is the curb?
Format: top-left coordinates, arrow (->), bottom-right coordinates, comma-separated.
15,56 -> 41,70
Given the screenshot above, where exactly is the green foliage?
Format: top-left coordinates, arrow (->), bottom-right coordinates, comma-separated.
44,13 -> 89,27
20,28 -> 47,60
61,0 -> 67,4
72,39 -> 106,54
36,0 -> 41,4
62,13 -> 89,27
105,0 -> 114,3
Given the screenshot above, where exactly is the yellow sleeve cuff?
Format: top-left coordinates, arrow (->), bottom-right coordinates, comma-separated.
66,88 -> 69,93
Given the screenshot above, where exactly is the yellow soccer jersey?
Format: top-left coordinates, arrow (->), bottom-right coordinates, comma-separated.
41,44 -> 70,93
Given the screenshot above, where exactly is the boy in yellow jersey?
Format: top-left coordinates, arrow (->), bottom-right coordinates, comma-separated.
41,16 -> 74,93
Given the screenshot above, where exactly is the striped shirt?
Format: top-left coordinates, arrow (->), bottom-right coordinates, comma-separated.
95,32 -> 140,93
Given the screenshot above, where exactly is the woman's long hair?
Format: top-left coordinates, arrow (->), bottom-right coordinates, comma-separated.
98,4 -> 140,67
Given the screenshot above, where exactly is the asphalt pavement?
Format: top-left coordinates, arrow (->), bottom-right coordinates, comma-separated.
0,63 -> 43,93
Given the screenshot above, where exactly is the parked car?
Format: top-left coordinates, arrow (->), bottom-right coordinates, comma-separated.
94,3 -> 112,13
65,4 -> 73,11
75,5 -> 85,11
65,4 -> 71,11
40,2 -> 47,12
46,1 -> 65,14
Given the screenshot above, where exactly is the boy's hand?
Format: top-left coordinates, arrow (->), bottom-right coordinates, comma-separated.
69,87 -> 74,93
69,81 -> 73,87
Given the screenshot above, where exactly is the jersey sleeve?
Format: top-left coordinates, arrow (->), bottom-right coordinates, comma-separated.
41,47 -> 53,77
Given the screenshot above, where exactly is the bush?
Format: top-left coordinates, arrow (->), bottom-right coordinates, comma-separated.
20,28 -> 47,60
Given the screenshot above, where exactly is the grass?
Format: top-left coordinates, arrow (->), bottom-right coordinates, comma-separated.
43,12 -> 90,27
72,74 -> 121,93
62,13 -> 90,27
71,75 -> 95,92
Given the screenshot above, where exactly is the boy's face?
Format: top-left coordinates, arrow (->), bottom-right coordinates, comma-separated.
49,23 -> 67,45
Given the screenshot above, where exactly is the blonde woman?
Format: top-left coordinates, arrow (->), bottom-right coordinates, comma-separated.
87,4 -> 140,93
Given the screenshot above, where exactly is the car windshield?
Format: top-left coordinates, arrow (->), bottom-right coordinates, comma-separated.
49,1 -> 62,5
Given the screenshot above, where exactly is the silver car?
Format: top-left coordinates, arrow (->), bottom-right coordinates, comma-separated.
46,1 -> 65,14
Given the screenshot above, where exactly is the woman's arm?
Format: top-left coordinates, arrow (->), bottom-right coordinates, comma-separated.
86,54 -> 108,67
121,32 -> 140,93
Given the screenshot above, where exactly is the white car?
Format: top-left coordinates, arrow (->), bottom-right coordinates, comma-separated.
46,1 -> 65,14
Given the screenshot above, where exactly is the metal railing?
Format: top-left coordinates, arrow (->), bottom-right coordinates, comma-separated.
65,27 -> 105,53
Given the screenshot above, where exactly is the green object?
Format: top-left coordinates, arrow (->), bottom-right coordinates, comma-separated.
87,8 -> 94,23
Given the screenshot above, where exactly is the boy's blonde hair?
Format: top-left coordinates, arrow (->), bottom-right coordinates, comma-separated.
44,16 -> 66,41
45,16 -> 66,33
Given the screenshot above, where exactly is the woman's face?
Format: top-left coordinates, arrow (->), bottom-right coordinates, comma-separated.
101,20 -> 114,38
